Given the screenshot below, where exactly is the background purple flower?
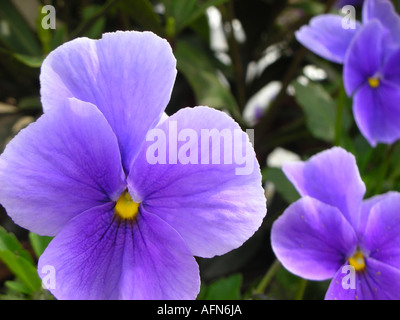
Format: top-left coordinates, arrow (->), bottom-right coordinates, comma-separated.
271,147 -> 400,300
296,0 -> 400,146
0,31 -> 267,300
336,0 -> 364,7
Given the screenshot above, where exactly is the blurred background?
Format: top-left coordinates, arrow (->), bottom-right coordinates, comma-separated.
0,0 -> 399,300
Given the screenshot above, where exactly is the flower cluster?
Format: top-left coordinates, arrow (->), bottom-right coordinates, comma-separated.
271,147 -> 400,300
296,0 -> 400,146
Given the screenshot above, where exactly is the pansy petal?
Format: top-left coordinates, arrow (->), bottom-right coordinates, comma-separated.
352,81 -> 400,147
382,47 -> 400,87
282,147 -> 365,228
0,98 -> 125,236
271,196 -> 357,281
38,203 -> 200,300
358,191 -> 399,236
326,258 -> 400,300
362,0 -> 400,45
361,193 -> 400,269
343,20 -> 384,95
295,14 -> 360,64
128,107 -> 266,258
40,31 -> 177,171
324,266 -> 359,300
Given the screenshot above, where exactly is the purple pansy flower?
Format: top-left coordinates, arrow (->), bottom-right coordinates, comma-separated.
0,31 -> 266,299
271,147 -> 400,300
296,0 -> 400,146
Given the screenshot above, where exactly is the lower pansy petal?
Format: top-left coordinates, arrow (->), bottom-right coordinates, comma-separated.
282,147 -> 365,228
38,203 -> 200,300
324,266 -> 359,300
128,106 -> 266,258
326,258 -> 400,300
0,98 -> 125,236
271,196 -> 357,281
361,193 -> 400,269
353,81 -> 400,147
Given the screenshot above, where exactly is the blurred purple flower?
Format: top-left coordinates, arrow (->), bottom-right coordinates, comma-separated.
271,147 -> 400,300
336,0 -> 364,7
0,31 -> 266,299
296,0 -> 400,146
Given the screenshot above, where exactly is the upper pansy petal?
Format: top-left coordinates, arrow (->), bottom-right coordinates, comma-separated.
344,20 -> 385,96
282,147 -> 365,228
361,193 -> 400,270
0,98 -> 125,236
382,47 -> 400,87
295,14 -> 360,64
358,191 -> 399,236
40,31 -> 177,171
271,196 -> 357,281
362,0 -> 400,46
127,107 -> 266,258
352,81 -> 400,147
38,203 -> 200,300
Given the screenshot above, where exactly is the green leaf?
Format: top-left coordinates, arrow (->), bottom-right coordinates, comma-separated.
162,0 -> 229,35
0,227 -> 41,293
0,0 -> 41,55
0,226 -> 33,263
29,233 -> 53,258
202,274 -> 242,300
120,0 -> 164,35
81,5 -> 106,39
175,39 -> 239,117
4,280 -> 33,295
13,53 -> 44,68
290,1 -> 325,15
292,80 -> 336,143
262,167 -> 300,204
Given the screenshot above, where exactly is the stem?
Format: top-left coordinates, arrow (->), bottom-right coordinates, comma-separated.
334,83 -> 346,146
254,259 -> 281,295
373,143 -> 396,195
294,278 -> 307,300
226,0 -> 246,112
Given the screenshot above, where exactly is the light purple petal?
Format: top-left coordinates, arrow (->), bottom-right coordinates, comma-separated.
0,98 -> 125,236
361,193 -> 400,270
38,203 -> 200,300
362,0 -> 400,46
358,191 -> 399,236
326,258 -> 400,300
295,14 -> 360,64
344,20 -> 385,95
271,196 -> 357,281
40,31 -> 177,171
282,147 -> 365,229
352,81 -> 400,147
128,107 -> 266,258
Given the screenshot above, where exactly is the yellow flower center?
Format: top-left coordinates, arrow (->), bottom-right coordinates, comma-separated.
368,77 -> 380,88
349,251 -> 366,272
114,191 -> 140,220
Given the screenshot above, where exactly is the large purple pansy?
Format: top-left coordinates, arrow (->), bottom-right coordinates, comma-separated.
0,31 -> 267,300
